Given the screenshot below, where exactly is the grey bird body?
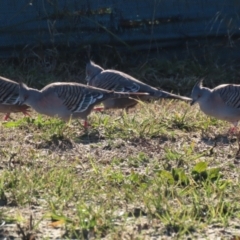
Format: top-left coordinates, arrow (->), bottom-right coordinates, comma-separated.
86,61 -> 191,110
191,80 -> 240,127
0,76 -> 30,120
18,82 -> 149,123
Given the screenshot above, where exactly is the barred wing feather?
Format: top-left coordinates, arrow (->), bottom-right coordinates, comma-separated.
0,78 -> 19,104
216,85 -> 240,109
93,72 -> 140,93
56,84 -> 104,113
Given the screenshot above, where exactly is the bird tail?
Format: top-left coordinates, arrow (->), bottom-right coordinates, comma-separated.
111,92 -> 149,99
155,90 -> 191,101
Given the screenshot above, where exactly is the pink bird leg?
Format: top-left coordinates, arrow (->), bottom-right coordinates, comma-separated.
3,113 -> 10,121
228,122 -> 238,135
228,127 -> 238,134
93,107 -> 104,112
83,120 -> 90,128
3,107 -> 31,121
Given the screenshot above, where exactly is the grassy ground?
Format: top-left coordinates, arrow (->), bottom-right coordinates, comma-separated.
0,55 -> 240,239
1,100 -> 240,239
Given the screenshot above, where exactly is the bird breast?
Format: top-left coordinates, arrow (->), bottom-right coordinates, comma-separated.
199,93 -> 240,122
32,94 -> 68,117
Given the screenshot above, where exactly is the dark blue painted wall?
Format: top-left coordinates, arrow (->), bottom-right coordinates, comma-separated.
0,0 -> 239,57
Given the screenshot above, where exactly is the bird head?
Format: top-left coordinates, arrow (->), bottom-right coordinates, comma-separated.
85,61 -> 104,83
190,79 -> 204,106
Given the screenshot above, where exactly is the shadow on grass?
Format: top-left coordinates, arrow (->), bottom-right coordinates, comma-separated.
201,134 -> 237,146
74,129 -> 105,145
36,134 -> 74,150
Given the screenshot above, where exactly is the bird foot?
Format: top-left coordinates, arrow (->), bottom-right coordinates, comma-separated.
83,120 -> 90,128
228,126 -> 238,135
3,110 -> 30,121
93,107 -> 104,112
22,109 -> 31,117
3,113 -> 10,121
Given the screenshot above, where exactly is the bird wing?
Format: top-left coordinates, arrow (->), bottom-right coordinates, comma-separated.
214,84 -> 240,109
0,77 -> 20,104
52,83 -> 106,113
90,70 -> 141,93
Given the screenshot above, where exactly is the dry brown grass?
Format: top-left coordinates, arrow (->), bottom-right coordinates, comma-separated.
0,99 -> 240,239
0,54 -> 240,239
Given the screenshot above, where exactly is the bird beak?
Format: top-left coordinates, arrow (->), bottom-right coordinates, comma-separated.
190,100 -> 195,106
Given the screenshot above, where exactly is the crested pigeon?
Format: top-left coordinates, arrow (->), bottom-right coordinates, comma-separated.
85,61 -> 191,110
191,79 -> 240,133
0,76 -> 30,120
18,82 -> 149,127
